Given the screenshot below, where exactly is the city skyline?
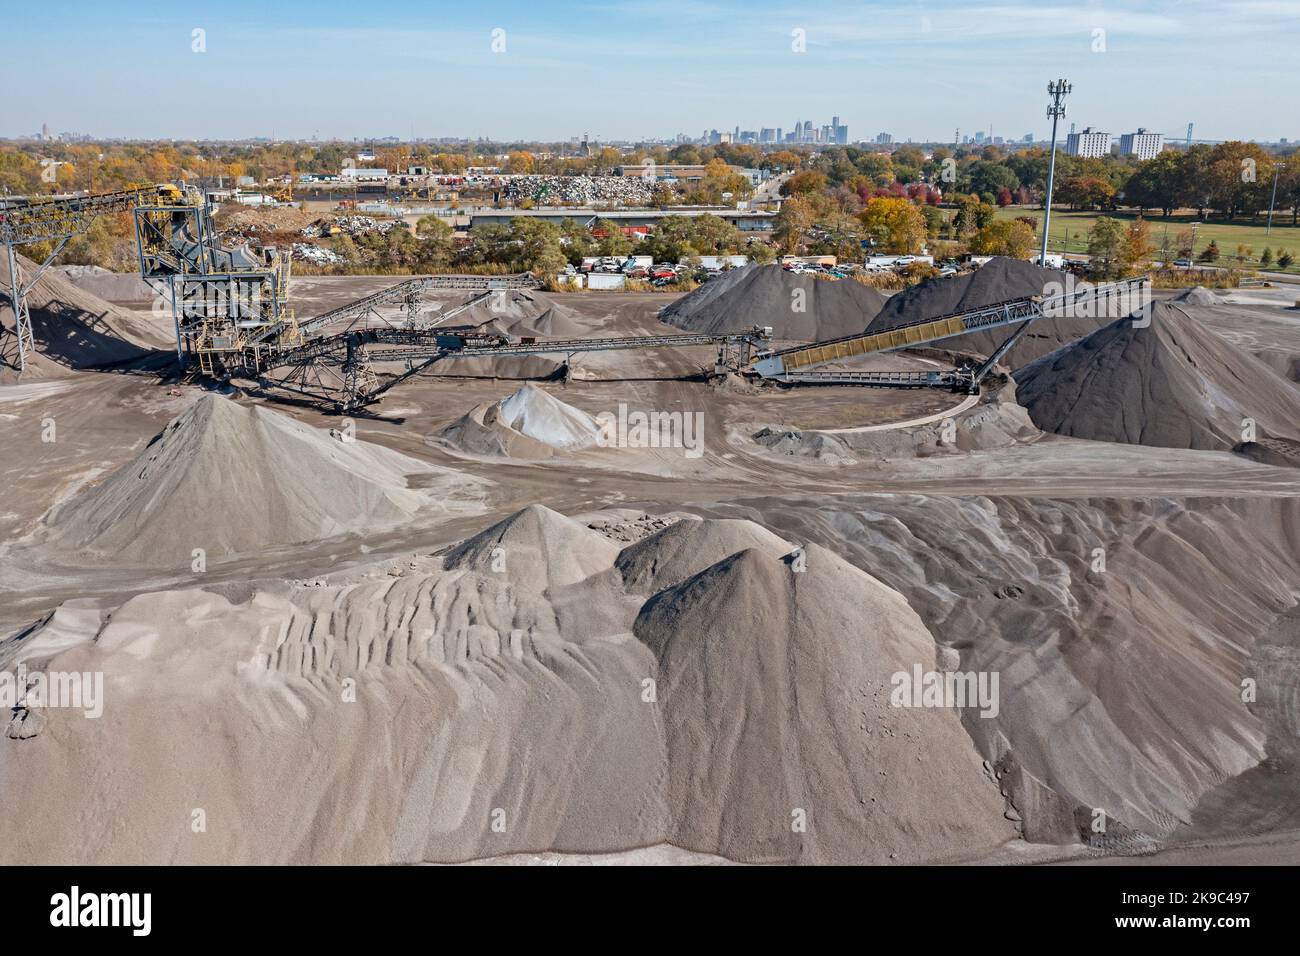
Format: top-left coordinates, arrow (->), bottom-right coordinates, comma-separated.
2,0 -> 1296,143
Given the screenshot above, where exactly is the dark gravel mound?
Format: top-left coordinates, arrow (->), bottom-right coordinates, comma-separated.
659,264 -> 887,341
1016,301 -> 1300,451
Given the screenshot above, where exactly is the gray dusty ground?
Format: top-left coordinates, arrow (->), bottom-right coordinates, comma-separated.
1,274 -> 1298,865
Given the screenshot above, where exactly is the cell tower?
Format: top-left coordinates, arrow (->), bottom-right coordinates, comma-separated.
1042,80 -> 1072,265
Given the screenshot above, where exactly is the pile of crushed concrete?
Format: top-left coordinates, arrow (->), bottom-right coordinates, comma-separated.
27,394 -> 489,566
434,383 -> 604,459
0,505 -> 1011,864
1,254 -> 171,378
660,264 -> 888,341
1016,300 -> 1300,453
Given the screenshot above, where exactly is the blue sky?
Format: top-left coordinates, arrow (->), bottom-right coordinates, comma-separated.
2,0 -> 1296,142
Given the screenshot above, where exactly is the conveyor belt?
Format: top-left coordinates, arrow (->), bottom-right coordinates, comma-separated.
420,329 -> 757,359
251,273 -> 542,344
778,370 -> 959,388
753,277 -> 1149,379
260,325 -> 768,374
0,188 -> 145,245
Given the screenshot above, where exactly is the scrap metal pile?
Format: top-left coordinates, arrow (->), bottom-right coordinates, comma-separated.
502,175 -> 653,205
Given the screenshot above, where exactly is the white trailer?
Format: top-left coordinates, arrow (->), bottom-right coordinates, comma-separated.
587,272 -> 627,290
690,255 -> 749,270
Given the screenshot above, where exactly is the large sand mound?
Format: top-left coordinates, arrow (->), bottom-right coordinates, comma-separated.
33,394 -> 488,565
1,254 -> 171,378
867,257 -> 1100,369
636,543 -> 1009,862
442,504 -> 622,592
434,384 -> 604,459
659,264 -> 887,341
1015,301 -> 1300,452
0,508 -> 1011,864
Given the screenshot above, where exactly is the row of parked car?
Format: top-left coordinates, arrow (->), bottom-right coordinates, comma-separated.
563,260 -> 725,287
783,257 -> 961,279
633,263 -> 725,287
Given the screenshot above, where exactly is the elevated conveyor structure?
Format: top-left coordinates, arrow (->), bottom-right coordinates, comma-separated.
254,325 -> 772,411
2,185 -> 170,372
251,272 -> 541,344
752,277 -> 1150,385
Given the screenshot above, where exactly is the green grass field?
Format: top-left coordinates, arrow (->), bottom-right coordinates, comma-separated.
994,207 -> 1300,273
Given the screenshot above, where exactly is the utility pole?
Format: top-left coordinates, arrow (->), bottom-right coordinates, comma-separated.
1041,79 -> 1071,265
1266,162 -> 1285,236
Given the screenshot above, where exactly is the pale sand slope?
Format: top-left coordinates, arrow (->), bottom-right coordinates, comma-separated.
23,394 -> 490,567
1016,301 -> 1300,452
0,506 -> 1011,865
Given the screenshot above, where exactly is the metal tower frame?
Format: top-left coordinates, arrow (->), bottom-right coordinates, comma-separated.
1041,79 -> 1071,265
1,188 -> 145,373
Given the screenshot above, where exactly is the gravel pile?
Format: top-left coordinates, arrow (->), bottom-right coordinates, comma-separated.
36,395 -> 488,565
659,264 -> 887,341
1016,300 -> 1300,451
